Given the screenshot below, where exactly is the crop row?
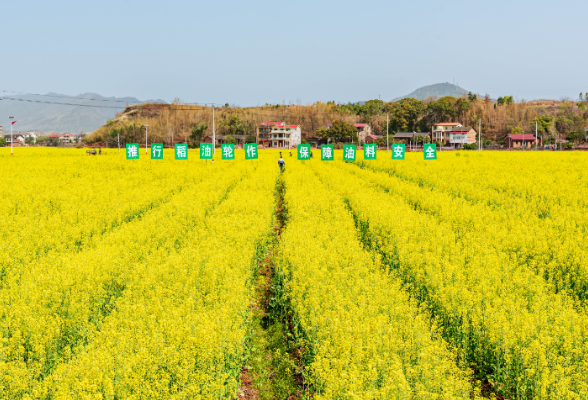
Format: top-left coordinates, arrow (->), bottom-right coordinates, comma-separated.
0,150 -> 198,283
344,158 -> 588,304
1,159 -> 277,398
311,160 -> 588,399
277,165 -> 478,399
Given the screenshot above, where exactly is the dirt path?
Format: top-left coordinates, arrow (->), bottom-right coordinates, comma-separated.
237,176 -> 309,400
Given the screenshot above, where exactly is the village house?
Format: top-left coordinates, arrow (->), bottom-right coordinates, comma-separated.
506,134 -> 539,149
59,133 -> 76,144
430,122 -> 477,148
431,122 -> 462,143
448,127 -> 477,148
256,122 -> 301,149
364,135 -> 384,144
257,122 -> 283,147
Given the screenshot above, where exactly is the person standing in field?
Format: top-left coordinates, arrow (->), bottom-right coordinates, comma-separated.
278,155 -> 285,173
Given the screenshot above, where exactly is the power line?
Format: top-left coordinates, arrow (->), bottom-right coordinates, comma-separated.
1,97 -> 127,109
2,90 -> 133,103
2,90 -> 228,107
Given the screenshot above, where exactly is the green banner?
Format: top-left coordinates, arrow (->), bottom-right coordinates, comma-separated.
222,143 -> 235,160
392,143 -> 405,160
424,143 -> 437,160
175,144 -> 188,160
151,143 -> 163,159
245,143 -> 258,160
343,144 -> 356,161
364,143 -> 377,160
126,143 -> 139,160
297,144 -> 311,160
321,145 -> 334,161
200,143 -> 213,159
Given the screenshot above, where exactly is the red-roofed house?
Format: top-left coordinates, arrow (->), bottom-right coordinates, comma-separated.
364,135 -> 384,144
506,134 -> 539,149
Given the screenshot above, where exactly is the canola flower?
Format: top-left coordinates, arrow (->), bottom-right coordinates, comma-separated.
35,167 -> 277,399
311,158 -> 588,399
0,148 -> 191,285
0,148 -> 277,399
278,164 -> 479,399
3,147 -> 588,399
346,155 -> 588,304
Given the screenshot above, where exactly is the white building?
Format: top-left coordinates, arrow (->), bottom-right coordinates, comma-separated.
432,122 -> 463,143
270,123 -> 301,148
20,132 -> 38,144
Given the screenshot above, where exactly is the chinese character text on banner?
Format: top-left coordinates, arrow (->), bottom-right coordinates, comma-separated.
175,144 -> 188,160
151,143 -> 163,160
200,143 -> 213,159
222,143 -> 235,160
343,144 -> 356,161
321,145 -> 334,161
424,143 -> 437,160
126,143 -> 139,160
364,143 -> 377,160
245,143 -> 258,160
392,144 -> 405,160
298,144 -> 311,160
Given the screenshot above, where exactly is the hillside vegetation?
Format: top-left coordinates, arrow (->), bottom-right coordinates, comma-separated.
85,96 -> 588,147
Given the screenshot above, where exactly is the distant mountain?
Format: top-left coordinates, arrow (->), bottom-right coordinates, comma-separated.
393,83 -> 469,101
0,92 -> 167,133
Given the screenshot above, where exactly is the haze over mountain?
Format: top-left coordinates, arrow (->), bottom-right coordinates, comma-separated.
0,93 -> 166,133
393,83 -> 469,101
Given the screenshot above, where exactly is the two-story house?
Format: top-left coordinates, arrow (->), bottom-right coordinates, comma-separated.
448,127 -> 477,148
257,122 -> 284,147
270,124 -> 301,148
432,122 -> 463,143
432,122 -> 477,148
257,122 -> 302,148
60,133 -> 76,144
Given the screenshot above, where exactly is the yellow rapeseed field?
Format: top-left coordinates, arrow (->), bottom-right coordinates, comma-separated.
0,147 -> 587,399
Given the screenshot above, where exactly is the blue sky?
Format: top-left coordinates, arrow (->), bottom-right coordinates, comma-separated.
2,0 -> 587,105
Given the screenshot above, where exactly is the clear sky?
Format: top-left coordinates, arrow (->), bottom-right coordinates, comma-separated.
3,0 -> 587,105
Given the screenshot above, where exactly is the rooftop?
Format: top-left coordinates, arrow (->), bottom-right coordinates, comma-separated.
261,121 -> 285,126
451,127 -> 474,133
434,122 -> 462,126
508,134 -> 537,141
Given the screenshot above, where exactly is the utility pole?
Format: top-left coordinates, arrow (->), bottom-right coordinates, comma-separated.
144,124 -> 149,155
523,131 -> 525,152
478,118 -> 481,152
535,121 -> 538,151
386,113 -> 389,153
9,116 -> 14,155
212,103 -> 215,154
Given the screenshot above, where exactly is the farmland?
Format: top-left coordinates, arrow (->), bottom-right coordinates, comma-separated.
0,147 -> 587,399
